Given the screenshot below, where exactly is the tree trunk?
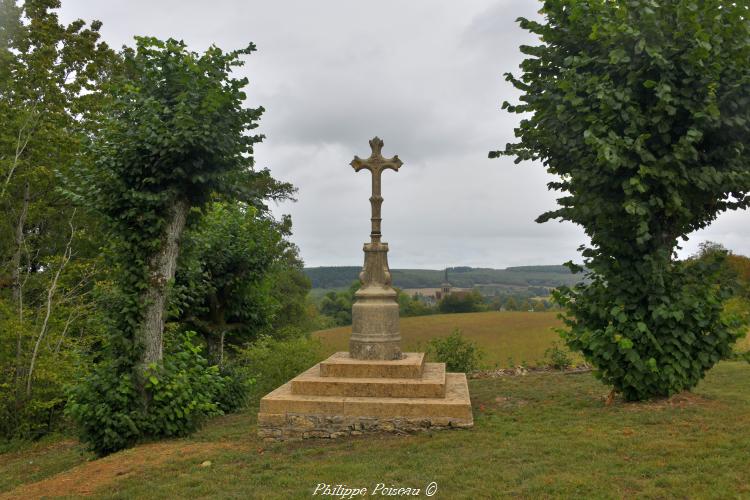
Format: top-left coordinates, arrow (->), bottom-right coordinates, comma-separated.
218,330 -> 225,368
204,292 -> 227,367
206,332 -> 225,367
12,182 -> 30,385
138,198 -> 189,369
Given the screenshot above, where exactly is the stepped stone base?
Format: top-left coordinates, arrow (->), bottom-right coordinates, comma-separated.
258,352 -> 473,441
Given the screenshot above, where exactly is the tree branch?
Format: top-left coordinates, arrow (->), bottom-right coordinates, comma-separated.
26,209 -> 76,396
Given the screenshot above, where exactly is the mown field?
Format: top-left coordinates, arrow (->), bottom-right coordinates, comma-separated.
314,311 -> 567,367
1,362 -> 749,498
315,311 -> 750,366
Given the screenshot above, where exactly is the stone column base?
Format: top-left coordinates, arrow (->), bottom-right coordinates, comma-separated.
257,352 -> 473,442
349,338 -> 402,361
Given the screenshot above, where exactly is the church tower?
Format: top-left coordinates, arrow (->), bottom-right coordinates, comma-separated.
441,268 -> 452,297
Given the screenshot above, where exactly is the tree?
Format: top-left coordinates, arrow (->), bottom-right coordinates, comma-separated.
438,291 -> 486,314
503,296 -> 519,311
67,37 -> 292,454
318,281 -> 360,326
495,0 -> 750,400
397,291 -> 435,317
74,37 -> 290,375
0,0 -> 114,438
175,202 -> 306,365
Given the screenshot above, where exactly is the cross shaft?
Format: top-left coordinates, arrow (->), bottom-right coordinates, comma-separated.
351,137 -> 403,242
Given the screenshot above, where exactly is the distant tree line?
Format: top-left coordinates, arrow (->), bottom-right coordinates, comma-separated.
304,265 -> 582,290
313,282 -> 559,327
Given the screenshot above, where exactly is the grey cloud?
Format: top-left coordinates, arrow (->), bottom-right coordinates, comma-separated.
58,0 -> 749,268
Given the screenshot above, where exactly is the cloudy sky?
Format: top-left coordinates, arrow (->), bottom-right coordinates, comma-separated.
58,0 -> 750,269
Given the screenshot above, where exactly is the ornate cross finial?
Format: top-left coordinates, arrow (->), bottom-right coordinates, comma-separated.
351,137 -> 403,242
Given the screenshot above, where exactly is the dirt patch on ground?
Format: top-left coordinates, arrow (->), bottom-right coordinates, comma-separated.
1,440 -> 245,499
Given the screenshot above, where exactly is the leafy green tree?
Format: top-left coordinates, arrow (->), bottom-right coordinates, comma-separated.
67,37 -> 291,453
438,290 -> 486,314
264,220 -> 314,334
496,0 -> 750,400
0,0 -> 114,439
73,37 -> 289,373
319,291 -> 353,326
175,202 -> 306,364
397,290 -> 435,317
317,281 -> 362,326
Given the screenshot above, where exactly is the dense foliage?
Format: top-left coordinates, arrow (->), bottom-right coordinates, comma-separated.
427,328 -> 484,373
318,282 -> 360,326
438,290 -> 487,314
496,0 -> 750,399
0,0 -> 114,439
175,201 -> 309,364
234,335 -> 324,404
63,36 -> 301,453
66,331 -> 227,456
0,2 -> 316,448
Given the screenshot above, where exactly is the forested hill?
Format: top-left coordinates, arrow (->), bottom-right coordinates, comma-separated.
304,265 -> 581,289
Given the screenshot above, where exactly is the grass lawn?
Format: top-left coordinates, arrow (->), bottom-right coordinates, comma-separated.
314,311 -> 566,368
2,361 -> 749,499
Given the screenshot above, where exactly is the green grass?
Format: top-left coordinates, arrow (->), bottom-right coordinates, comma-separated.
314,311 -> 566,367
3,362 -> 749,498
2,311 -> 748,498
0,435 -> 92,493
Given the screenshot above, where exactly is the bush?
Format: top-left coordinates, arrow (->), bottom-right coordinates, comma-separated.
559,257 -> 744,400
234,335 -> 324,404
214,363 -> 254,413
544,342 -> 573,370
66,331 -> 226,456
427,328 -> 484,373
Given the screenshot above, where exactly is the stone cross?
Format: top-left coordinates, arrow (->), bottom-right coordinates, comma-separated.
348,137 -> 403,361
351,137 -> 403,243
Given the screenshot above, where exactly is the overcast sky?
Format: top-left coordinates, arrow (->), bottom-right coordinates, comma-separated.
58,0 -> 750,269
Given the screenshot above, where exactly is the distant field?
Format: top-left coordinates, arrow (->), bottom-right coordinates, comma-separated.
313,311 -> 565,368
313,311 -> 750,367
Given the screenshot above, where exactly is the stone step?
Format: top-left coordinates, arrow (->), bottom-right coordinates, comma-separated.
259,372 -> 472,422
319,352 -> 425,379
291,362 -> 446,398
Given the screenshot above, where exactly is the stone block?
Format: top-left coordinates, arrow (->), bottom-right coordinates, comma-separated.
292,362 -> 445,398
319,352 -> 425,379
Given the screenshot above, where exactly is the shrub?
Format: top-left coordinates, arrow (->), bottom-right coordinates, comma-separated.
427,328 -> 484,373
234,335 -> 324,404
214,363 -> 255,413
66,331 -> 226,456
544,342 -> 573,370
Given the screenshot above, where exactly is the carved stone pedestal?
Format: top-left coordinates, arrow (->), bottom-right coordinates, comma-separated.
257,352 -> 473,441
350,241 -> 401,360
